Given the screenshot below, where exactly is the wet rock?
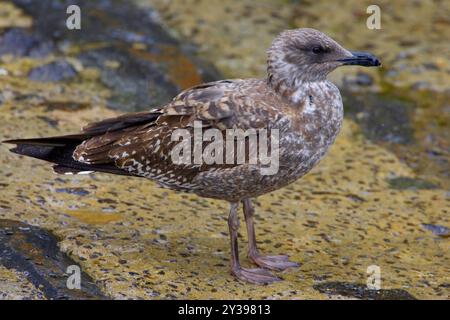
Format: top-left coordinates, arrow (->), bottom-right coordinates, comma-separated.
343,72 -> 374,88
387,177 -> 439,190
0,219 -> 106,300
36,115 -> 59,128
422,63 -> 439,71
55,187 -> 90,196
342,91 -> 415,145
12,0 -> 221,111
0,28 -> 54,58
0,0 -> 448,300
422,224 -> 450,238
411,81 -> 431,90
78,47 -> 178,112
313,282 -> 416,300
28,60 -> 77,82
0,265 -> 46,299
43,101 -> 91,112
290,1 -> 450,92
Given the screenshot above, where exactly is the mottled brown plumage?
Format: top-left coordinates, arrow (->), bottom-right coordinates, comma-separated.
5,28 -> 380,284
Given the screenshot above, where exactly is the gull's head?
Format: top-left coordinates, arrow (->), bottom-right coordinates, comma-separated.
267,28 -> 381,87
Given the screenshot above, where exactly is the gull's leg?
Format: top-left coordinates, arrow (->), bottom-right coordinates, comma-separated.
228,202 -> 281,284
242,198 -> 300,271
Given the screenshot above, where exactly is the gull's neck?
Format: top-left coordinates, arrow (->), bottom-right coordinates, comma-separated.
266,58 -> 328,103
267,70 -> 327,105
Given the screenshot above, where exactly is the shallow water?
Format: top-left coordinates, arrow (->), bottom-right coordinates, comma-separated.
0,0 -> 448,299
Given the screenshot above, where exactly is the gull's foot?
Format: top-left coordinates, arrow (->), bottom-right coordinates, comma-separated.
250,254 -> 300,271
232,267 -> 282,285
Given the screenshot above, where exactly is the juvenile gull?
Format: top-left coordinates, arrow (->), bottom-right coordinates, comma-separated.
5,28 -> 380,284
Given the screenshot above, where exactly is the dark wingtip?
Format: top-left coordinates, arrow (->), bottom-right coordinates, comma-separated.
1,140 -> 20,153
2,139 -> 18,144
1,137 -> 70,147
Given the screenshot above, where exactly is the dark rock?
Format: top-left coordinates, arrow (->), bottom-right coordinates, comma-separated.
342,91 -> 415,144
43,101 -> 91,112
55,187 -> 90,196
354,72 -> 374,86
422,63 -> 439,71
343,72 -> 374,88
0,28 -> 55,58
314,281 -> 416,300
12,0 -> 222,111
411,81 -> 431,90
422,224 -> 450,238
0,219 -> 107,299
37,115 -> 59,128
28,60 -> 77,82
395,51 -> 415,60
78,47 -> 178,111
387,177 -> 439,190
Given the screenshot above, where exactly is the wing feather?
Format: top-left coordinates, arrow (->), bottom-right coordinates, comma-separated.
72,79 -> 282,188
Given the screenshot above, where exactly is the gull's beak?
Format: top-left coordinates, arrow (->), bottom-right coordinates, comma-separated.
338,51 -> 381,67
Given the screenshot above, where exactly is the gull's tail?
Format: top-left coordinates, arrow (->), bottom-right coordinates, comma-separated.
3,136 -> 129,176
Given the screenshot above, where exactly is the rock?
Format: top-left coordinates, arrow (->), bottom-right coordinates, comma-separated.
411,81 -> 431,90
387,177 -> 438,190
354,72 -> 374,86
313,281 -> 416,300
12,0 -> 221,111
422,63 -> 439,71
0,265 -> 45,299
55,187 -> 90,196
342,91 -> 415,145
0,219 -> 106,299
422,224 -> 450,238
343,72 -> 374,88
0,28 -> 54,58
78,47 -> 178,112
28,60 -> 77,82
1,0 -> 448,300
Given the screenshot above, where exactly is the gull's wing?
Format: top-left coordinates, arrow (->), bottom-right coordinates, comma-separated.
72,79 -> 280,189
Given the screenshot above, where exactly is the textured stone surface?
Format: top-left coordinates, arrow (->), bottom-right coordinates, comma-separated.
0,0 -> 448,299
0,219 -> 106,299
146,0 -> 450,92
28,60 -> 77,82
8,0 -> 221,112
0,266 -> 45,300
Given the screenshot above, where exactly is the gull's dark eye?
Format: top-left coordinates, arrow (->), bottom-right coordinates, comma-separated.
312,46 -> 324,54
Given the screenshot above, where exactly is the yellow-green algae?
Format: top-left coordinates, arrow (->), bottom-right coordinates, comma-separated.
145,0 -> 450,91
0,1 -> 448,299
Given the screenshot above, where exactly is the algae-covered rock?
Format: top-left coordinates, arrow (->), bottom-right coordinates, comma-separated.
8,0 -> 221,111
29,60 -> 77,82
0,0 -> 448,300
0,265 -> 45,300
0,28 -> 54,58
313,282 -> 417,300
0,219 -> 106,299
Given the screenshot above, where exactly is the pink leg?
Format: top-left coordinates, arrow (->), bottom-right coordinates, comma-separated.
242,198 -> 300,271
227,202 -> 281,284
